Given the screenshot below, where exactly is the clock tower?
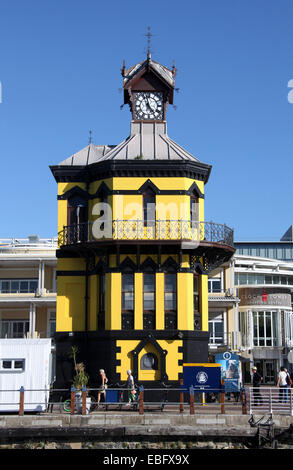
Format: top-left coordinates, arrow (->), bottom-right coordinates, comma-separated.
50,52 -> 235,396
122,53 -> 175,122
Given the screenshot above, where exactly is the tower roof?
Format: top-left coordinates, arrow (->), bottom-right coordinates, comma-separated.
122,57 -> 175,90
56,122 -> 204,166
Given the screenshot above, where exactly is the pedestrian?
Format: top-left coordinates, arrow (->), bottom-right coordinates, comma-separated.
277,366 -> 288,403
97,369 -> 108,407
126,369 -> 136,405
285,368 -> 292,401
252,366 -> 263,406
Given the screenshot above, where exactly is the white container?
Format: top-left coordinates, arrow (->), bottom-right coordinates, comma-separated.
0,338 -> 52,412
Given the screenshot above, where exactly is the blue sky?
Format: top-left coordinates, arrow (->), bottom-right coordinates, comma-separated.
0,0 -> 293,241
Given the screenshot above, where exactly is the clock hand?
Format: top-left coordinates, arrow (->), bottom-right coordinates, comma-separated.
148,98 -> 156,112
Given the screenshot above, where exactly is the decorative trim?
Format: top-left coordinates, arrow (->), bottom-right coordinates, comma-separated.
162,256 -> 178,272
51,160 -> 212,184
130,334 -> 168,382
57,179 -> 205,200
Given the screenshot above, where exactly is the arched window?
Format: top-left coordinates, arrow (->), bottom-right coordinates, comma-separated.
67,196 -> 88,243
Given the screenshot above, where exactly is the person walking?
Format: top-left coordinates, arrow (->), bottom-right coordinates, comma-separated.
126,369 -> 136,405
252,366 -> 263,406
97,369 -> 108,407
277,367 -> 288,403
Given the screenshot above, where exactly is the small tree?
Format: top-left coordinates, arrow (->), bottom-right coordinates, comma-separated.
68,346 -> 89,390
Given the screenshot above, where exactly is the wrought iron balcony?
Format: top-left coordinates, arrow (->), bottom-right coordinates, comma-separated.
58,220 -> 234,248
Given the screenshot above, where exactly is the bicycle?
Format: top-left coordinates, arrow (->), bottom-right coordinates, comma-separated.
63,393 -> 97,413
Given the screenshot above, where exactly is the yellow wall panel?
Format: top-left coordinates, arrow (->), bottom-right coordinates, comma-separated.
199,274 -> 209,331
105,273 -> 121,330
177,272 -> 194,330
56,276 -> 85,332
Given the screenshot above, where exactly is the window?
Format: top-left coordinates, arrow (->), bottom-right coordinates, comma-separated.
165,273 -> 177,330
48,311 -> 56,338
140,353 -> 158,370
208,278 -> 221,293
122,273 -> 134,330
143,189 -> 155,228
98,274 -> 105,330
208,313 -> 224,345
0,279 -> 38,293
253,311 -> 278,347
193,274 -> 200,330
1,320 -> 29,338
0,359 -> 25,371
143,273 -> 155,329
190,193 -> 198,227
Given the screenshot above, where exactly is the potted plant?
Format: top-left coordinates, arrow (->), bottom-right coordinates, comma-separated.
69,346 -> 90,413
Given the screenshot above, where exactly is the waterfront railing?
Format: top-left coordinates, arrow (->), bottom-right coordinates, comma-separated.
2,386 -> 292,416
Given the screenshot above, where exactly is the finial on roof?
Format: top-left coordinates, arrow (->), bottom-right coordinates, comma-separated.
146,26 -> 152,60
88,129 -> 92,145
121,59 -> 126,77
172,60 -> 177,77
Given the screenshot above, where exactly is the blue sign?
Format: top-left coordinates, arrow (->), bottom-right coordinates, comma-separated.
215,352 -> 240,392
183,363 -> 222,392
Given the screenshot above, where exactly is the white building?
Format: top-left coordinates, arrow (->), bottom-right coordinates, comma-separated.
0,236 -> 57,340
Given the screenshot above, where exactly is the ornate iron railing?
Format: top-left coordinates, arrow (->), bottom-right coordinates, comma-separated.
58,220 -> 234,248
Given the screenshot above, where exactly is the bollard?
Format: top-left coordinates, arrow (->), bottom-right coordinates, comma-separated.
189,386 -> 195,415
221,380 -> 225,414
139,386 -> 144,415
71,386 -> 76,415
82,386 -> 87,415
19,386 -> 24,416
180,378 -> 184,414
241,387 -> 247,415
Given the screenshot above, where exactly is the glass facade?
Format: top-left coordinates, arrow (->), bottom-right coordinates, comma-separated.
0,279 -> 38,293
253,310 -> 278,347
235,272 -> 293,286
235,243 -> 293,262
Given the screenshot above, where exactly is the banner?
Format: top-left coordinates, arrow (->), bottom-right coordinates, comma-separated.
215,352 -> 240,392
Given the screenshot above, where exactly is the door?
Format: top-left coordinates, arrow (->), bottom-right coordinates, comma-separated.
263,361 -> 275,385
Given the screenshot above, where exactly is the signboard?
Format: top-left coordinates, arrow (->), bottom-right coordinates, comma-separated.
239,288 -> 291,307
183,363 -> 222,392
215,352 -> 240,392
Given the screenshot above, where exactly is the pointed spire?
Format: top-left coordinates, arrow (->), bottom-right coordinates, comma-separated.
88,129 -> 92,145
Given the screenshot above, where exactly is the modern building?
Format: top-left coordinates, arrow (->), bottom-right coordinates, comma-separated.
0,236 -> 57,340
234,254 -> 293,384
235,226 -> 293,262
50,53 -> 235,390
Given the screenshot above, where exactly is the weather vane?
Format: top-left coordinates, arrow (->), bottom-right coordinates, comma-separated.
145,26 -> 152,59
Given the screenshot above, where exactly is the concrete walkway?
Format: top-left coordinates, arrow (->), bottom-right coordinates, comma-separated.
0,412 -> 292,441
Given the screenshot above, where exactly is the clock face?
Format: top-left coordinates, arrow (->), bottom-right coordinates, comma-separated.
134,92 -> 163,120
